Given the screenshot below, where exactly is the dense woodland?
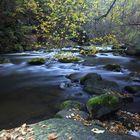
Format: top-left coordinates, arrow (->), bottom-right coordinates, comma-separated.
0,0 -> 140,52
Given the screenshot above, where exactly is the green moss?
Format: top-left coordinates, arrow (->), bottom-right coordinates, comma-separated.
80,45 -> 97,56
104,64 -> 121,72
58,57 -> 80,63
87,94 -> 119,108
28,58 -> 46,65
60,100 -> 83,110
55,52 -> 80,63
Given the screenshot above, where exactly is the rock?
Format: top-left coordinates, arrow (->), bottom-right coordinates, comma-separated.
103,64 -> 122,72
95,132 -> 138,140
0,118 -> 138,140
80,73 -> 102,85
121,96 -> 134,103
66,73 -> 83,82
75,92 -> 83,96
60,100 -> 85,110
80,73 -> 119,95
28,58 -> 46,65
126,46 -> 140,56
0,57 -> 10,64
86,94 -> 121,119
124,85 -> 140,94
58,56 -> 80,63
55,108 -> 89,120
100,53 -> 108,56
25,118 -> 96,140
83,79 -> 119,95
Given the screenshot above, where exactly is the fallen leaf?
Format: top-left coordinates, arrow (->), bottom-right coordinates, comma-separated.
28,137 -> 35,140
21,124 -> 27,128
91,128 -> 105,134
48,133 -> 58,140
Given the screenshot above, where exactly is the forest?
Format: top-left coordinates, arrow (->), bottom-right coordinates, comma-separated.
0,0 -> 140,140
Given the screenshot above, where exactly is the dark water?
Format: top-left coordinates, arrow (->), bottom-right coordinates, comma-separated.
0,50 -> 140,130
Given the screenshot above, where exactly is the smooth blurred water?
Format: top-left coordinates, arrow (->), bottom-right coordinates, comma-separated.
0,50 -> 139,129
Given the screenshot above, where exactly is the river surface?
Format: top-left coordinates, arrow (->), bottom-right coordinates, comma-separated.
0,49 -> 140,130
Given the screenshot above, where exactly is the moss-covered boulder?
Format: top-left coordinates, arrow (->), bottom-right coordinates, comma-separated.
124,85 -> 140,94
58,56 -> 80,63
80,73 -> 102,85
87,95 -> 121,119
103,64 -> 121,72
0,57 -> 10,64
28,58 -> 46,65
60,100 -> 85,110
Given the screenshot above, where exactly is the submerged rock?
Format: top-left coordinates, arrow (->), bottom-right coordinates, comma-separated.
124,85 -> 140,94
66,73 -> 83,82
80,73 -> 102,85
126,46 -> 140,56
87,94 -> 121,119
28,58 -> 46,65
103,64 -> 122,72
60,100 -> 85,110
0,57 -> 10,64
80,73 -> 119,95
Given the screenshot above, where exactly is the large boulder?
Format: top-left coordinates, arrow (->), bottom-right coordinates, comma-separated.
80,73 -> 102,85
0,118 -> 138,140
25,118 -> 96,140
80,73 -> 119,95
87,94 -> 121,119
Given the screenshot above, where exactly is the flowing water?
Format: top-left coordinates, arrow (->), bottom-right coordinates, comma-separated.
0,49 -> 140,130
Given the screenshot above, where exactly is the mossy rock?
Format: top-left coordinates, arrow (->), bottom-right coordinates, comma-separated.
0,58 -> 10,64
28,58 -> 46,65
58,57 -> 80,63
103,64 -> 121,72
80,73 -> 102,85
60,100 -> 85,110
124,85 -> 140,94
87,95 -> 120,118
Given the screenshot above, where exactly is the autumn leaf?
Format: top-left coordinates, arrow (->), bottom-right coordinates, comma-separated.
48,133 -> 58,140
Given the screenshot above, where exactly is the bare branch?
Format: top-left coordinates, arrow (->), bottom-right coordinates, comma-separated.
95,0 -> 117,21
